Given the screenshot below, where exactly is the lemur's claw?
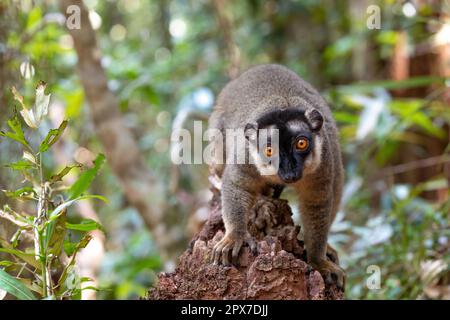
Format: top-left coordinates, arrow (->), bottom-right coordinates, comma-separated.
310,259 -> 346,290
248,238 -> 257,256
211,232 -> 256,267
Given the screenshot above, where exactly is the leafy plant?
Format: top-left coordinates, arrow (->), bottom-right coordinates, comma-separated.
342,183 -> 449,299
0,83 -> 106,300
327,84 -> 450,299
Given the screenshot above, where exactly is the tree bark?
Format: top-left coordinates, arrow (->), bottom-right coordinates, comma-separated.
212,0 -> 241,79
147,187 -> 344,300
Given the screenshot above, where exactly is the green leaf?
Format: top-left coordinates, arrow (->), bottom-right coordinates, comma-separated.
68,154 -> 106,199
324,35 -> 359,60
80,277 -> 94,283
39,120 -> 67,153
375,140 -> 399,166
64,89 -> 84,119
15,277 -> 42,295
0,248 -> 40,270
0,269 -> 36,300
2,187 -> 35,199
45,210 -> 67,257
4,160 -> 35,170
49,165 -> 82,184
48,195 -> 107,222
0,113 -> 30,148
0,238 -> 40,269
26,6 -> 42,32
0,261 -> 14,268
333,76 -> 449,94
66,219 -> 105,233
375,30 -> 399,45
144,86 -> 160,106
63,240 -> 77,257
408,113 -> 445,138
389,99 -> 446,138
70,290 -> 82,300
80,286 -> 100,292
56,234 -> 92,293
334,111 -> 359,125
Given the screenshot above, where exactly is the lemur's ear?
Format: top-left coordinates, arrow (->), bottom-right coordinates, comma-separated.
244,122 -> 258,141
305,108 -> 323,132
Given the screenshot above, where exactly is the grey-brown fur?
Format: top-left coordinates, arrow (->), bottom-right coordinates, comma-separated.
209,64 -> 345,288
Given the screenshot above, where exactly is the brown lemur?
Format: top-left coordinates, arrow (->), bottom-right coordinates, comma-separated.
208,64 -> 345,288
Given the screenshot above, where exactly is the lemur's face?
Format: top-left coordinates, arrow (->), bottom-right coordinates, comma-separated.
245,108 -> 323,184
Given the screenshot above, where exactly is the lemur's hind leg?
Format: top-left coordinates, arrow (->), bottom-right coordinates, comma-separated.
326,243 -> 339,264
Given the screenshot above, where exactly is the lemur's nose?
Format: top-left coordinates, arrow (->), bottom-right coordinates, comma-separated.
280,170 -> 302,183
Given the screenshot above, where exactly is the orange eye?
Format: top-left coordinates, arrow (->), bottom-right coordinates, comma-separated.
296,138 -> 309,151
264,146 -> 273,157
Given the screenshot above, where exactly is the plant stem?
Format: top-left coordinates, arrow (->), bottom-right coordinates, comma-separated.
34,152 -> 53,297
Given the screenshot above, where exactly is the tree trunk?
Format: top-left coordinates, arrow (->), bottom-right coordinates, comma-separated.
147,186 -> 344,300
59,0 -> 189,264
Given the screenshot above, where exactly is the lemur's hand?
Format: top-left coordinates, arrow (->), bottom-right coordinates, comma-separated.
211,231 -> 257,266
310,259 -> 346,290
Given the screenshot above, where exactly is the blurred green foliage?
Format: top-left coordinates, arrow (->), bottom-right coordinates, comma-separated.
0,0 -> 449,299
